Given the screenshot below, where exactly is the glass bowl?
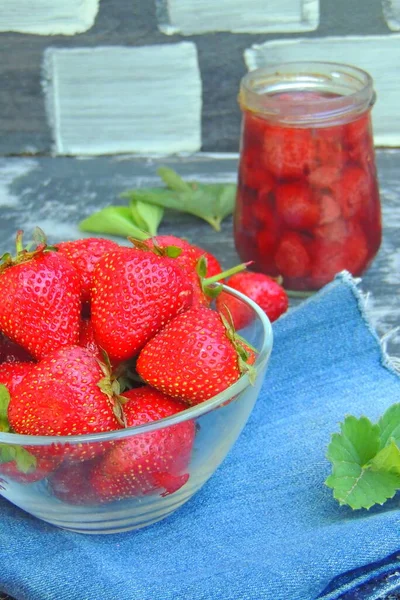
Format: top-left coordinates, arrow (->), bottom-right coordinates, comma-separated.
0,286 -> 273,534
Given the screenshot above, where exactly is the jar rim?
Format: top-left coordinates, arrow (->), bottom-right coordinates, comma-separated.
239,61 -> 375,127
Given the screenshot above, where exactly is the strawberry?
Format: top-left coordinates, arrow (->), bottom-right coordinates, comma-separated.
262,125 -> 316,180
187,243 -> 223,279
332,166 -> 370,218
48,459 -> 101,505
0,455 -> 60,485
0,231 -> 81,360
79,318 -> 102,359
90,386 -> 195,502
0,333 -> 34,364
7,345 -> 123,458
0,362 -> 34,396
216,272 -> 288,329
143,235 -> 223,306
316,193 -> 342,225
310,226 -> 369,288
314,217 -> 349,243
136,305 -> 256,405
274,232 -> 311,280
144,235 -> 191,252
308,165 -> 341,189
275,182 -> 320,230
91,247 -> 193,361
55,237 -> 119,307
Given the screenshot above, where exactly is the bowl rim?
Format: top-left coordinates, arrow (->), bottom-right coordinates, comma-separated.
0,285 -> 273,446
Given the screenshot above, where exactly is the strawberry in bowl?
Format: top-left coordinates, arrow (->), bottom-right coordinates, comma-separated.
0,229 -> 273,534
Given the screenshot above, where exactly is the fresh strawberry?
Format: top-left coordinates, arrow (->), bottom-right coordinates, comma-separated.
274,232 -> 311,280
216,272 -> 288,329
0,362 -> 34,396
144,235 -> 192,252
91,247 -> 193,361
187,243 -> 223,279
48,459 -> 101,505
55,237 -> 119,308
136,305 -> 256,405
143,236 -> 223,306
0,333 -> 34,364
8,345 -> 123,458
90,386 -> 195,502
0,455 -> 60,485
79,318 -> 102,359
275,182 -> 320,230
0,231 -> 81,360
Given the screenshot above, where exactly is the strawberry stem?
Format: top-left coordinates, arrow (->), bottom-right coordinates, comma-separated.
203,261 -> 252,286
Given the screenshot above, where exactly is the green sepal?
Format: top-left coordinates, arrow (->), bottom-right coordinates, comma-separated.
0,384 -> 11,427
0,444 -> 37,474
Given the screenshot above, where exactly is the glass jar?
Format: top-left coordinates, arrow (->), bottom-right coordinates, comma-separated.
234,62 -> 382,293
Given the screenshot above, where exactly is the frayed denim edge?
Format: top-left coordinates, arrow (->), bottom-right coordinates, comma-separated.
334,271 -> 400,380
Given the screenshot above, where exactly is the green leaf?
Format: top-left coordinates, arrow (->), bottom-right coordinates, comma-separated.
157,166 -> 192,193
0,385 -> 10,432
79,206 -> 150,240
122,180 -> 236,232
370,439 -> 400,474
326,468 -> 400,510
12,446 -> 37,473
324,415 -> 400,509
129,199 -> 164,237
328,416 -> 380,466
0,444 -> 37,473
378,403 -> 400,449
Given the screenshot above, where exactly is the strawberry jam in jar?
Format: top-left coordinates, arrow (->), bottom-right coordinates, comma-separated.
234,62 -> 382,293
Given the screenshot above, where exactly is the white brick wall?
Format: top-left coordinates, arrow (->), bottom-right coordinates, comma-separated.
0,0 -> 99,35
43,43 -> 202,156
245,35 -> 400,146
157,0 -> 319,34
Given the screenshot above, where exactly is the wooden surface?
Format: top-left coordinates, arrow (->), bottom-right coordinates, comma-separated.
0,149 -> 399,600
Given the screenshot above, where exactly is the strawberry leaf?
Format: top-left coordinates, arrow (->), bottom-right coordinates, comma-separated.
370,440 -> 400,474
325,416 -> 400,509
121,168 -> 236,232
79,206 -> 150,240
129,199 -> 164,237
0,384 -> 10,432
157,167 -> 192,193
378,403 -> 400,449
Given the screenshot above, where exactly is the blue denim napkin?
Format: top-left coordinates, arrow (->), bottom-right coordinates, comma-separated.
1,272 -> 400,600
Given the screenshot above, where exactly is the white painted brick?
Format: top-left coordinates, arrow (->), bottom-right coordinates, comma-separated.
245,35 -> 400,147
43,44 -> 202,156
382,0 -> 400,30
0,0 -> 99,35
157,0 -> 319,35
